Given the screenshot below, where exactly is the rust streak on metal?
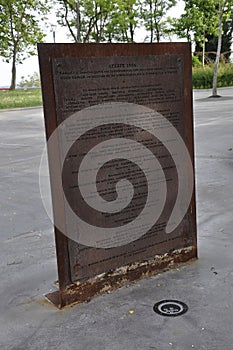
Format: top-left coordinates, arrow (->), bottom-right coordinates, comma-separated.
45,246 -> 197,309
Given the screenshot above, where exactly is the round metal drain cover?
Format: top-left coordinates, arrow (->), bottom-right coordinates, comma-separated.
153,300 -> 188,317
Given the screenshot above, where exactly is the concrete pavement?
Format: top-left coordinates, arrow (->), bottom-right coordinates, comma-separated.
0,88 -> 233,350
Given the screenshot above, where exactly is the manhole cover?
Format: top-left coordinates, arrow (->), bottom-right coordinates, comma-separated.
153,300 -> 188,317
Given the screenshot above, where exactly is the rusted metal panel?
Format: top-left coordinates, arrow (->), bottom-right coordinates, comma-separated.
45,246 -> 197,309
38,43 -> 197,309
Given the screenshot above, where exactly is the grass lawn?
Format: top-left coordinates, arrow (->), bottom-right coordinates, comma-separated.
0,89 -> 42,109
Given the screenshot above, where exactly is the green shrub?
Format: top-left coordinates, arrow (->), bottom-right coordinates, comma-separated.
192,55 -> 202,67
218,64 -> 233,87
192,65 -> 213,89
192,63 -> 233,89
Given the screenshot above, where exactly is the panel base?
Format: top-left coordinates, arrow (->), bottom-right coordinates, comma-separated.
45,246 -> 197,309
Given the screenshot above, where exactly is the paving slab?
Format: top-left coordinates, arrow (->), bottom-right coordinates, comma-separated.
0,87 -> 233,350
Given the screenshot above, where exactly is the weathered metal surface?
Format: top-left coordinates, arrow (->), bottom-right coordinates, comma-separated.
45,245 -> 197,309
38,43 -> 197,309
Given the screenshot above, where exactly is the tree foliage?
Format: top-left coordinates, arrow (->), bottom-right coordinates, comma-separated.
56,0 -> 177,43
0,0 -> 50,89
18,71 -> 41,89
170,0 -> 219,66
196,4 -> 233,61
56,0 -> 141,43
1,0 -> 232,89
108,0 -> 139,42
212,0 -> 233,96
140,0 -> 177,43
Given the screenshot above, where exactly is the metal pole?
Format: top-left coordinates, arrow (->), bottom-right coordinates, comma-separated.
76,0 -> 81,43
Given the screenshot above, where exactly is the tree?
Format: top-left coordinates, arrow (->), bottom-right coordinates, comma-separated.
195,6 -> 233,62
170,0 -> 219,66
195,17 -> 233,62
107,0 -> 139,42
140,0 -> 177,43
18,71 -> 41,89
56,0 -> 140,43
168,9 -> 193,42
0,0 -> 50,89
56,0 -> 78,42
212,0 -> 232,97
56,0 -> 112,42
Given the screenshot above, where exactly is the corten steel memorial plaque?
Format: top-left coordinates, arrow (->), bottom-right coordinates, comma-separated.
38,43 -> 197,308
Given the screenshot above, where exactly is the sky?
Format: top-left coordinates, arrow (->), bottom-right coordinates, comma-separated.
0,1 -> 185,87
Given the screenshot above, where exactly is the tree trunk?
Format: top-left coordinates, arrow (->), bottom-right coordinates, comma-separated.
64,0 -> 78,42
149,0 -> 153,43
155,22 -> 160,43
212,2 -> 223,97
10,48 -> 17,90
129,22 -> 134,42
202,41 -> 205,67
76,0 -> 81,43
127,7 -> 134,42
